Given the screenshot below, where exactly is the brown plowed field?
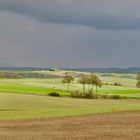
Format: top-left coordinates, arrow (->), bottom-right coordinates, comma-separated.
0,111 -> 140,140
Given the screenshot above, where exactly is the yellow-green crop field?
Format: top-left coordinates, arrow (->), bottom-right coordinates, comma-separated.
0,93 -> 140,120
0,71 -> 140,120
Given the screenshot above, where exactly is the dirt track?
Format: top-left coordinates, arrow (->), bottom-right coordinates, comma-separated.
0,111 -> 140,140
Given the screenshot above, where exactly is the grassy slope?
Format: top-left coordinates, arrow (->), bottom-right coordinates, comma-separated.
0,93 -> 140,120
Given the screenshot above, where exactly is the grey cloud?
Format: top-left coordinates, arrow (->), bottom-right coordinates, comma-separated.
0,11 -> 140,67
1,0 -> 140,29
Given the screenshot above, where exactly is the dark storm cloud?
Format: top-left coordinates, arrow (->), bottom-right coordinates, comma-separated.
1,0 -> 140,30
0,0 -> 140,68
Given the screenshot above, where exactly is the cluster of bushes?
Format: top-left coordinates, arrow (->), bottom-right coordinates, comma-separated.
103,82 -> 109,85
71,90 -> 98,99
71,90 -> 121,99
48,92 -> 60,97
136,73 -> 140,88
71,90 -> 83,98
114,82 -> 122,86
48,90 -> 121,99
103,82 -> 122,86
101,94 -> 121,99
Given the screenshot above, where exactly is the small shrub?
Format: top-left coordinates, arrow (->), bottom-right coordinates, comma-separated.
103,83 -> 109,85
110,95 -> 120,99
71,90 -> 83,98
114,82 -> 122,86
48,92 -> 60,97
71,90 -> 99,99
101,94 -> 108,99
136,81 -> 140,88
92,94 -> 99,99
83,90 -> 98,99
83,90 -> 92,99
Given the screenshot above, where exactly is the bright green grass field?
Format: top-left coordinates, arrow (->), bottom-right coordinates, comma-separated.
0,75 -> 140,98
0,93 -> 140,120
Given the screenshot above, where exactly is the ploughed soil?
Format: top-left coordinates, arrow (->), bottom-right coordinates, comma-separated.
0,111 -> 140,140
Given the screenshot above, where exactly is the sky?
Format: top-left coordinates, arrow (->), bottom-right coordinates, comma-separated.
0,0 -> 140,68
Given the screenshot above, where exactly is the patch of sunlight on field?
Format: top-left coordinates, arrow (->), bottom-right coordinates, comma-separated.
0,93 -> 140,120
0,83 -> 70,96
100,76 -> 137,87
0,74 -> 140,98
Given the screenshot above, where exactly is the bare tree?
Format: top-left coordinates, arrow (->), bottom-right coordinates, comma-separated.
95,77 -> 102,93
62,72 -> 74,91
79,75 -> 88,94
88,74 -> 102,93
136,73 -> 140,88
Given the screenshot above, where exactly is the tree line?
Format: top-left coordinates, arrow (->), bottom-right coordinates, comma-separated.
137,73 -> 140,88
0,72 -> 62,79
62,72 -> 102,93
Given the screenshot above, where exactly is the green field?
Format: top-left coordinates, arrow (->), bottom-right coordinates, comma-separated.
0,72 -> 139,120
0,93 -> 140,120
0,72 -> 140,98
